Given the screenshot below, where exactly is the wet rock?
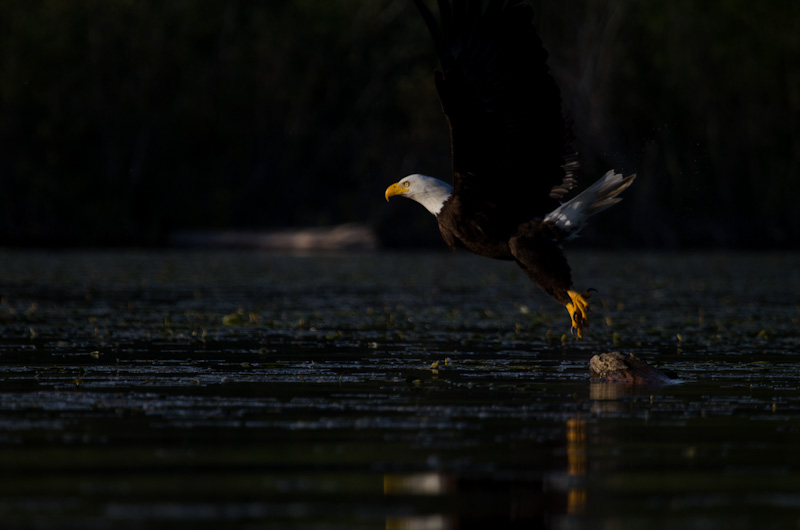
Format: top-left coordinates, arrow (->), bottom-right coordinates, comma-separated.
589,352 -> 674,385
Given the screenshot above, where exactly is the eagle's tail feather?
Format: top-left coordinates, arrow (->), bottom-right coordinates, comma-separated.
544,170 -> 636,239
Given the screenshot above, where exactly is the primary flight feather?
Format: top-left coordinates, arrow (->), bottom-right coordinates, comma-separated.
385,0 -> 635,337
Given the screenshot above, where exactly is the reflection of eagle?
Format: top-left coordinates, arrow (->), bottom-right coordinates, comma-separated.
385,0 -> 636,338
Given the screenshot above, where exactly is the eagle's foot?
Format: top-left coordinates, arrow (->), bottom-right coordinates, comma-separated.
566,289 -> 591,338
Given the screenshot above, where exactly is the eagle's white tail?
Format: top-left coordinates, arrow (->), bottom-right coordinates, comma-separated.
544,170 -> 636,238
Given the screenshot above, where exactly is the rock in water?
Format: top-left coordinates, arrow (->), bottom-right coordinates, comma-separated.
589,352 -> 674,385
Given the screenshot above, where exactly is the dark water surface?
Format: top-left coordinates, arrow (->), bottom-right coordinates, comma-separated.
0,250 -> 798,529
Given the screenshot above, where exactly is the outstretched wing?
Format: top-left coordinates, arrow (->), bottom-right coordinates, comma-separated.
412,0 -> 578,231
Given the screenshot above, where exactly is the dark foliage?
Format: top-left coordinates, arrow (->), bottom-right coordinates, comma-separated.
0,1 -> 797,247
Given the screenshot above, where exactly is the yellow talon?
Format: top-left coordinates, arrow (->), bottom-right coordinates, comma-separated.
566,289 -> 591,338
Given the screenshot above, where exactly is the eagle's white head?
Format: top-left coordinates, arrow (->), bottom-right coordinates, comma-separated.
384,174 -> 453,216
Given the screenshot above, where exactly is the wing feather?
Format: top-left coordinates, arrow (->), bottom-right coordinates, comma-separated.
414,0 -> 579,232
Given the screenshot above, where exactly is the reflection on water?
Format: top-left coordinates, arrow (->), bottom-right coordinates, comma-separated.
386,514 -> 451,530
0,250 -> 798,529
590,381 -> 639,402
385,474 -> 453,529
385,473 -> 454,497
566,418 -> 587,516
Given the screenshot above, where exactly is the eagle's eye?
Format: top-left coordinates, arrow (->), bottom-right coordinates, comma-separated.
403,181 -> 410,188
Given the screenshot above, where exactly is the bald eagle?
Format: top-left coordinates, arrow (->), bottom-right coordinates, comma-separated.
385,0 -> 636,338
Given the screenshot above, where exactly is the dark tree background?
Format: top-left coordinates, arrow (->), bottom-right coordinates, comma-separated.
0,0 -> 797,247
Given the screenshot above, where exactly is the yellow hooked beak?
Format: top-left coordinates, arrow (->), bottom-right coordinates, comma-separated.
384,182 -> 407,201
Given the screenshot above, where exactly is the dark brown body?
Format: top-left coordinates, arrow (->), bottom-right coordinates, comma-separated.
437,195 -> 574,307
